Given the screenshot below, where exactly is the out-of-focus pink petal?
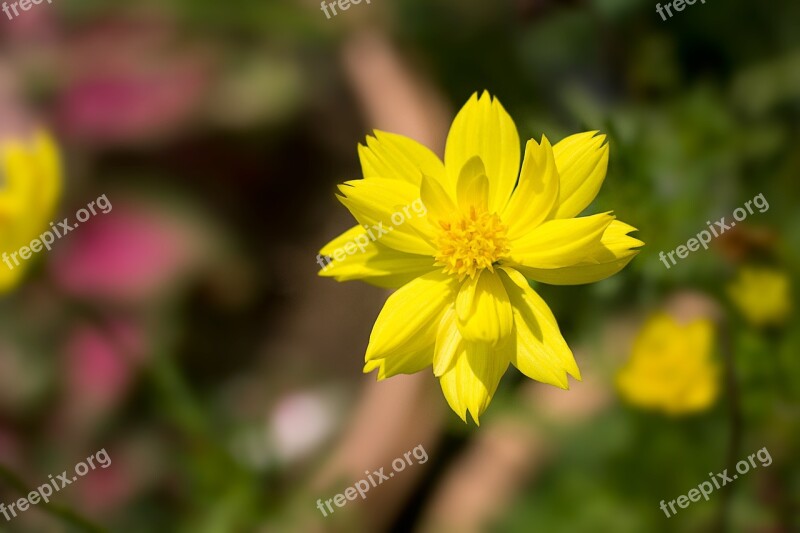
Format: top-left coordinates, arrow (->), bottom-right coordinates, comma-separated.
2,4 -> 58,42
54,320 -> 149,440
49,201 -> 210,304
58,70 -> 208,144
66,325 -> 132,405
55,14 -> 211,145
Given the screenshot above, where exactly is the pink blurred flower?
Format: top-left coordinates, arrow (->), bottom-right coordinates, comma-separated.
0,3 -> 58,43
54,319 -> 148,440
58,70 -> 207,145
49,199 -> 212,304
55,13 -> 212,145
66,320 -> 146,401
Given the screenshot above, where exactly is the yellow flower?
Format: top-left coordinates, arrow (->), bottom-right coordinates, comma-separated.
727,266 -> 792,327
617,314 -> 718,415
0,131 -> 62,292
319,92 -> 643,424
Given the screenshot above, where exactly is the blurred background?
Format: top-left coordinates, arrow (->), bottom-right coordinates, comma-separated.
0,0 -> 798,531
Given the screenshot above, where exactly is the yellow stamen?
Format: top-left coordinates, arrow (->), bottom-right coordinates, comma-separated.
434,206 -> 509,280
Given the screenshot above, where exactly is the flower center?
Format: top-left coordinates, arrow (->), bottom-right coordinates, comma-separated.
434,206 -> 509,280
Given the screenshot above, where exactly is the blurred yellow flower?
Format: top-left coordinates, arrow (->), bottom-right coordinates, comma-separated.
727,266 -> 792,327
0,131 -> 62,292
617,314 -> 718,415
320,91 -> 643,424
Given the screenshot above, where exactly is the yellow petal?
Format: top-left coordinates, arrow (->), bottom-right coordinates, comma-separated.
444,92 -> 520,213
439,340 -> 510,425
358,130 -> 445,186
456,156 -> 490,212
318,225 -> 437,288
677,364 -> 719,413
508,212 -> 615,269
499,267 -> 580,386
364,343 -> 435,381
455,269 -> 513,346
0,132 -> 62,293
509,220 -> 643,285
420,173 -> 457,224
502,136 -> 560,240
616,314 -> 718,415
365,271 -> 456,365
337,178 -> 434,255
318,225 -> 363,256
727,267 -> 792,327
433,305 -> 461,376
685,319 -> 714,359
32,131 -> 62,217
552,131 -> 609,219
438,344 -> 469,422
0,141 -> 36,219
